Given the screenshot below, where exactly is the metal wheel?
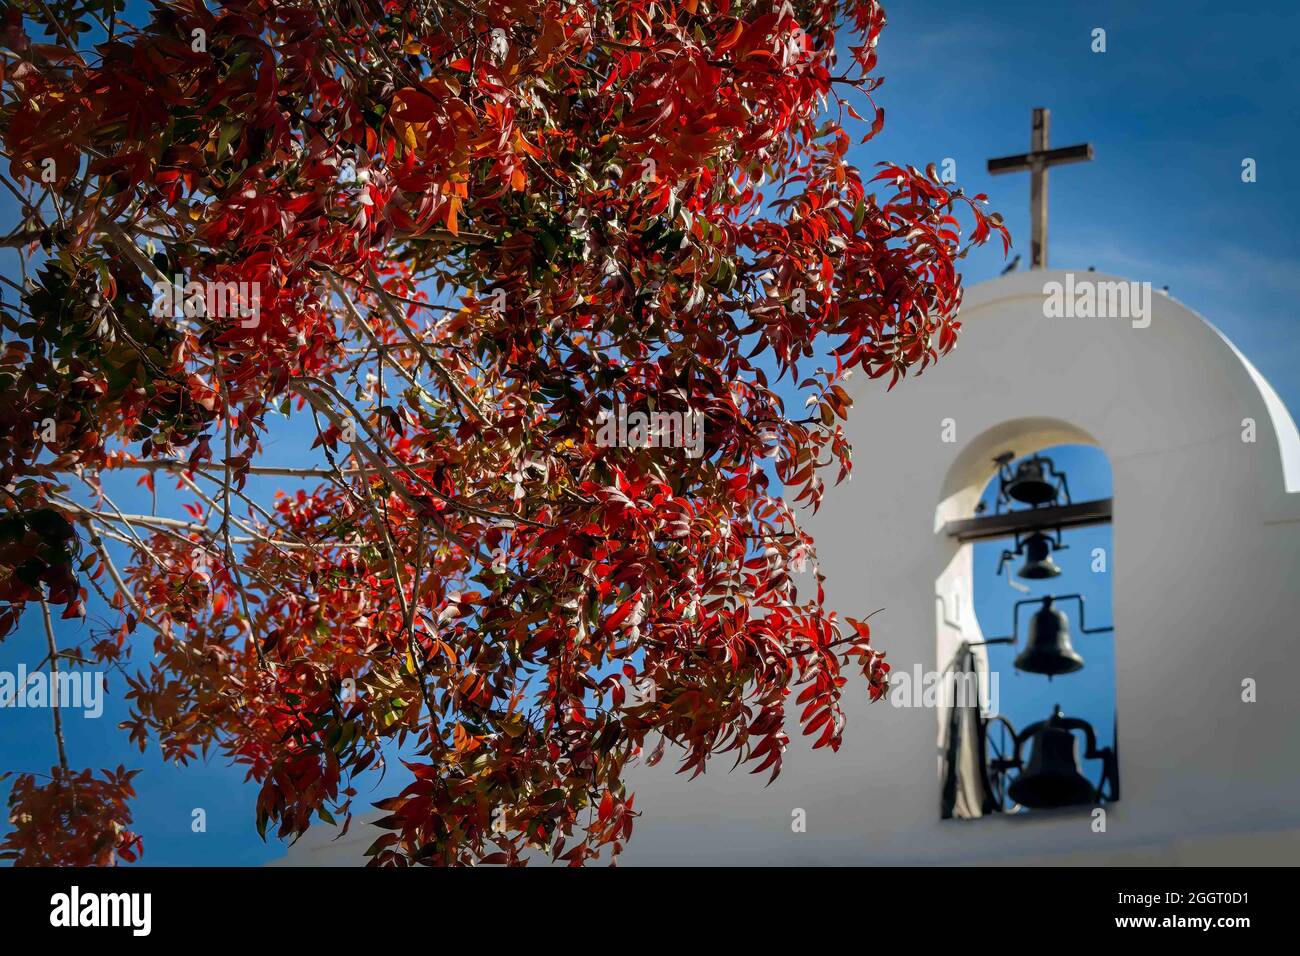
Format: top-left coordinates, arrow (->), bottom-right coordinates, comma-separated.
984,714 -> 1022,812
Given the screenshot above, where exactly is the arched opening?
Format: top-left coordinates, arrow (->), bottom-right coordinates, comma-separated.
934,425 -> 1118,820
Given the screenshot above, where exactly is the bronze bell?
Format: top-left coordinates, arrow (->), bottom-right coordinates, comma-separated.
1014,595 -> 1084,676
1008,707 -> 1098,809
1005,457 -> 1059,506
1018,532 -> 1062,579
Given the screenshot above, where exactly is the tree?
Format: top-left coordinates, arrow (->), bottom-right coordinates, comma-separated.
0,0 -> 1007,866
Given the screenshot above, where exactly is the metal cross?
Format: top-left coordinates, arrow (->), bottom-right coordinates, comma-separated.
987,108 -> 1093,269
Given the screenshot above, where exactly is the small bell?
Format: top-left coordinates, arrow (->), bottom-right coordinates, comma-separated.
1004,456 -> 1060,506
1017,532 -> 1062,579
1014,595 -> 1085,676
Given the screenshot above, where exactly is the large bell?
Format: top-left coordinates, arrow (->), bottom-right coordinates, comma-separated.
1014,595 -> 1084,676
1008,708 -> 1098,809
1005,457 -> 1058,506
1018,532 -> 1062,579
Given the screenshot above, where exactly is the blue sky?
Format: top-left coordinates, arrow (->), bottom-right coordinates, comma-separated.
2,1 -> 1296,862
870,0 -> 1300,417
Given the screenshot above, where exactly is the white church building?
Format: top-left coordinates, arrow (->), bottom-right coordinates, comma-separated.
280,266 -> 1300,866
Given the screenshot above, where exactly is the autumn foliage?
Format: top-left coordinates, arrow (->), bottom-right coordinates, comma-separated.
0,0 -> 1006,865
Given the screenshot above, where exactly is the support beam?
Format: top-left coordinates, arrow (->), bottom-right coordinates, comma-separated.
943,498 -> 1112,542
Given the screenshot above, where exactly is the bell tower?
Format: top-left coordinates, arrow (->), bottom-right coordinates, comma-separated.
939,444 -> 1118,818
